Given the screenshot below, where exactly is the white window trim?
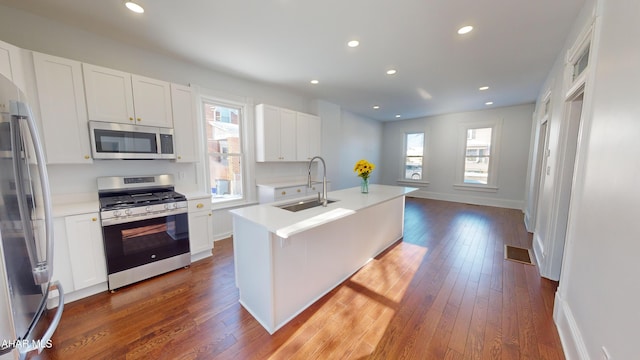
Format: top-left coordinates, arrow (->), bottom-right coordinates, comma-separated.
194,85 -> 256,210
454,119 -> 502,192
397,129 -> 429,186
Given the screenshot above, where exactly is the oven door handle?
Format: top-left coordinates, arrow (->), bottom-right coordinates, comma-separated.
101,207 -> 188,226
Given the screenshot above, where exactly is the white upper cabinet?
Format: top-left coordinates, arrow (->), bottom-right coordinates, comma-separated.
0,39 -> 26,93
83,63 -> 173,127
83,63 -> 134,124
171,83 -> 198,162
296,112 -> 321,161
131,74 -> 173,128
33,52 -> 92,164
255,104 -> 297,162
256,104 -> 322,162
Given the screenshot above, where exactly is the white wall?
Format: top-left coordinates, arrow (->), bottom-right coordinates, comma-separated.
337,111 -> 383,189
380,104 -> 534,209
540,0 -> 640,359
314,100 -> 383,190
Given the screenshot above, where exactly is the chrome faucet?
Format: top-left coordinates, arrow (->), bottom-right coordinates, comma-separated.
307,156 -> 328,206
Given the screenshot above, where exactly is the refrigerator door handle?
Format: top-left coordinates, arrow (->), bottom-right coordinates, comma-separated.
12,101 -> 55,284
17,281 -> 64,358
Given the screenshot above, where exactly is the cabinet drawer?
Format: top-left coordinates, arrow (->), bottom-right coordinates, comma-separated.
188,199 -> 211,212
274,186 -> 307,201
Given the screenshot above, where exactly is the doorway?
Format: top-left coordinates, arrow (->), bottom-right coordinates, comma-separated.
546,89 -> 584,280
530,120 -> 549,231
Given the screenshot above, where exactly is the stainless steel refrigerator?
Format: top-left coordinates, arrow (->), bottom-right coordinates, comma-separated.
0,74 -> 64,359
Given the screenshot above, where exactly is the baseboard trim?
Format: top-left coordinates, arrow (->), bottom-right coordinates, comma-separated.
407,190 -> 524,210
554,291 -> 590,360
213,232 -> 233,242
524,210 -> 533,232
532,232 -> 545,274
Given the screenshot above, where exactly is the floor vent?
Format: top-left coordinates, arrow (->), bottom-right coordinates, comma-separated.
504,245 -> 534,265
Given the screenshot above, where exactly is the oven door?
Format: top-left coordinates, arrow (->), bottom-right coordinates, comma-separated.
101,211 -> 190,275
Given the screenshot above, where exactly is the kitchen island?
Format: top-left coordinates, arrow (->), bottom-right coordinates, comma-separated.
230,184 -> 417,334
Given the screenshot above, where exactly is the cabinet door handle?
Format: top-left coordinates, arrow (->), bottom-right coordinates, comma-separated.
129,117 -> 134,121
297,189 -> 301,192
91,217 -> 97,222
281,191 -> 286,195
84,155 -> 90,159
196,203 -> 204,209
208,213 -> 212,217
137,118 -> 142,122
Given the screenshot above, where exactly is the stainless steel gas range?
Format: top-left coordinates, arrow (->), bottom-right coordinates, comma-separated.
97,174 -> 190,291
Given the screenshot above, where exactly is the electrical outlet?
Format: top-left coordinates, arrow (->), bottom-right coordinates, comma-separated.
601,346 -> 611,360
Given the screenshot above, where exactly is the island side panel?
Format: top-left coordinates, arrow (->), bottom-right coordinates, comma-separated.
232,215 -> 275,332
271,195 -> 406,332
366,196 -> 406,258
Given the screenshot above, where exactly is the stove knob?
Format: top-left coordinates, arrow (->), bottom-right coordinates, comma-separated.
114,210 -> 121,217
124,209 -> 132,215
164,203 -> 169,210
146,206 -> 152,212
169,203 -> 177,210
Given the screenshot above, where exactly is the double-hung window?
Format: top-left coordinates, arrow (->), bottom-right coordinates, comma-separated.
203,100 -> 245,203
464,127 -> 492,184
455,120 -> 502,191
402,132 -> 426,182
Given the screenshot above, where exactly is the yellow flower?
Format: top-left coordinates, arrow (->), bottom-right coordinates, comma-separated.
354,159 -> 375,180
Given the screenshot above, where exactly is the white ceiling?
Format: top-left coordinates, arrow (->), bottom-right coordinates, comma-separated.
0,0 -> 584,121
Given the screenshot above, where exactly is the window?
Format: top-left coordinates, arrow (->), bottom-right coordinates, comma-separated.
572,45 -> 590,82
455,120 -> 501,191
203,100 -> 244,203
403,132 -> 425,180
463,127 -> 492,184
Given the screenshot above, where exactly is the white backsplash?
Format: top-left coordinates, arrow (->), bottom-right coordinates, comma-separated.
47,160 -> 199,198
255,161 -> 320,185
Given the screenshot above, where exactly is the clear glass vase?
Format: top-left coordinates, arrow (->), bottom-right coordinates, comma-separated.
360,177 -> 369,193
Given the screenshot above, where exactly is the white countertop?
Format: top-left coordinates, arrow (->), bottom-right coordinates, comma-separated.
230,184 -> 417,238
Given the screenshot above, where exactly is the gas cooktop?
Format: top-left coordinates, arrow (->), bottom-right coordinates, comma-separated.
97,175 -> 187,211
99,190 -> 186,210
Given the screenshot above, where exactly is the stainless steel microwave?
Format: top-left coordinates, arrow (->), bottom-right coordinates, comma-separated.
89,121 -> 176,160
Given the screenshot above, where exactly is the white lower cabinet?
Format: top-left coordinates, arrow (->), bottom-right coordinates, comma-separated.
51,211 -> 107,301
257,182 -> 331,204
64,212 -> 107,290
188,198 -> 214,260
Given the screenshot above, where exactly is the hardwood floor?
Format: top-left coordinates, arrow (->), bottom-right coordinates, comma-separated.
36,198 -> 564,359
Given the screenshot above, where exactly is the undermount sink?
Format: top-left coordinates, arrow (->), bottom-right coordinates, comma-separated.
276,199 -> 337,212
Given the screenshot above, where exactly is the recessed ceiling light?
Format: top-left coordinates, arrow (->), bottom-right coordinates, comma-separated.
395,114 -> 401,118
125,1 -> 145,13
310,79 -> 319,84
485,101 -> 494,105
386,69 -> 397,75
479,86 -> 489,91
373,105 -> 380,110
457,25 -> 473,35
347,40 -> 360,48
